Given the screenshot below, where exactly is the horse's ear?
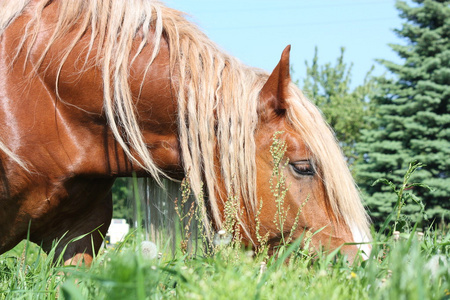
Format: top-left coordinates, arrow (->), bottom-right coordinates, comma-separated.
259,45 -> 291,122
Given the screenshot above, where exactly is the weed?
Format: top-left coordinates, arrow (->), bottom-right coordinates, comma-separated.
269,131 -> 309,251
269,131 -> 291,245
174,177 -> 196,256
372,161 -> 431,233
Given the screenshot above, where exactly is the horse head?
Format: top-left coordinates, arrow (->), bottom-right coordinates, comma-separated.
245,46 -> 371,261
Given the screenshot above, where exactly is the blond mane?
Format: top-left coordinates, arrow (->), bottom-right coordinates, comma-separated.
0,0 -> 370,238
0,0 -> 30,35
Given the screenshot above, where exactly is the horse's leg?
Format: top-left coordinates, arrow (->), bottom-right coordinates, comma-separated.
31,178 -> 115,266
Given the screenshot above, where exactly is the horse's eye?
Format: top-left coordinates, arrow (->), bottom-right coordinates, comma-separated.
289,161 -> 315,176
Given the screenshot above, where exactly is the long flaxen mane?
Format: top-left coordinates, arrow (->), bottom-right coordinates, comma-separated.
0,0 -> 370,239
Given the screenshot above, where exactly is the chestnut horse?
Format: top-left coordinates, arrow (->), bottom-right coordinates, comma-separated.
0,0 -> 370,265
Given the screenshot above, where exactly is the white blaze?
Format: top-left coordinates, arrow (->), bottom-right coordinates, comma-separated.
350,224 -> 372,260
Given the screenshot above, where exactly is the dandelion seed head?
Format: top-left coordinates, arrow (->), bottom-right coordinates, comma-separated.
140,241 -> 158,260
213,230 -> 232,246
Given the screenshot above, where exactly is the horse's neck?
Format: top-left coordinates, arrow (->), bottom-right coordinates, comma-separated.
2,8 -> 183,179
49,39 -> 183,178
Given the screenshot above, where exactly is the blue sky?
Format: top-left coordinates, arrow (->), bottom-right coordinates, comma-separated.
165,0 -> 404,88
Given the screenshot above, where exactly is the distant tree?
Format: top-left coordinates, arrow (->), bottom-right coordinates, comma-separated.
356,0 -> 450,227
112,178 -> 133,224
302,47 -> 376,166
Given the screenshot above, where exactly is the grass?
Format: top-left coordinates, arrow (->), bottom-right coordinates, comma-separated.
0,229 -> 449,299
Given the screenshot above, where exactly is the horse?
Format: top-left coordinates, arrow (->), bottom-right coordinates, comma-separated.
0,0 -> 371,265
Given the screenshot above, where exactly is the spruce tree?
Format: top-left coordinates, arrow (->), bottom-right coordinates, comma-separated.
356,0 -> 450,227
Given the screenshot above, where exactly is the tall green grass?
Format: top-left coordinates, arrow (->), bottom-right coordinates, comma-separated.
1,228 -> 448,299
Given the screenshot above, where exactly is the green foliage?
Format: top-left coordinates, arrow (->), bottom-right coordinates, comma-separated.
302,47 -> 376,166
356,0 -> 450,226
111,178 -> 133,224
1,228 -> 448,299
